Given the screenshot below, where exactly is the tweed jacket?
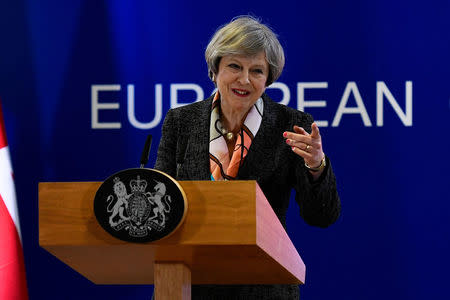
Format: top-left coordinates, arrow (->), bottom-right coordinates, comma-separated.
154,94 -> 340,299
155,93 -> 340,228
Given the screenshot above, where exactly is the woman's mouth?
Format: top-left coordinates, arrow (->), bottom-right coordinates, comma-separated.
232,89 -> 250,97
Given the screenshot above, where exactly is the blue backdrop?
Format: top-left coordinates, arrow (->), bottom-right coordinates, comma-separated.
1,0 -> 449,299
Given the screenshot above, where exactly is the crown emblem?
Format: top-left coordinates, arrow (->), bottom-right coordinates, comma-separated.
130,175 -> 147,192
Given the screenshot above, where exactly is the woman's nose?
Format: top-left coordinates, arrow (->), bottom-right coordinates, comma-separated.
237,70 -> 250,85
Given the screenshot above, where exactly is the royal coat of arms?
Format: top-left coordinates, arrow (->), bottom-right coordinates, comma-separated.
94,168 -> 186,243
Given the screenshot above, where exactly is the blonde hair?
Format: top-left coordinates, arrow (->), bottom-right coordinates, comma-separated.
205,16 -> 285,86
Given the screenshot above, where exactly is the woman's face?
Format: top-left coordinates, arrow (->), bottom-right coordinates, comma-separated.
215,52 -> 268,114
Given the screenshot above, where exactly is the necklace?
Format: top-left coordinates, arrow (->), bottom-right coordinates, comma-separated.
218,106 -> 240,141
221,128 -> 236,141
220,124 -> 238,141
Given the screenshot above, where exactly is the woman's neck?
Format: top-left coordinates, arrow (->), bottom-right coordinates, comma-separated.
220,105 -> 249,133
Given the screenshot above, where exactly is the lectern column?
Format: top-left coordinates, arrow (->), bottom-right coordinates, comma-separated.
154,263 -> 191,300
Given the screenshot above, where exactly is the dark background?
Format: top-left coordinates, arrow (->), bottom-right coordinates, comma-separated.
1,0 -> 449,299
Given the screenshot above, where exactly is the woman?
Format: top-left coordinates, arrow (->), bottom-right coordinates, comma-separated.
155,16 -> 340,299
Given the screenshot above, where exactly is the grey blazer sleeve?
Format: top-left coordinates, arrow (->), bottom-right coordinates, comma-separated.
154,109 -> 177,177
292,113 -> 340,228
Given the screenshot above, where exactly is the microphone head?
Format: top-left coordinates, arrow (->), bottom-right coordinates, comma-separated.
140,134 -> 152,168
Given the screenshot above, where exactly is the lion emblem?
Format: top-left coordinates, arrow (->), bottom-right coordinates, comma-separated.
106,178 -> 131,226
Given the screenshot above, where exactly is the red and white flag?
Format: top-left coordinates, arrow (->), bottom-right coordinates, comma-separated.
0,99 -> 28,299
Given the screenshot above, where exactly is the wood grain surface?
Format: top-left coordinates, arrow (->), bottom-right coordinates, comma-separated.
154,263 -> 191,300
39,180 -> 305,284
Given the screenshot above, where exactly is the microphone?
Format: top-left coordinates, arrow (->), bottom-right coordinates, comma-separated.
140,135 -> 152,168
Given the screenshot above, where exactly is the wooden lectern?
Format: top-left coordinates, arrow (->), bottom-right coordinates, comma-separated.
39,180 -> 305,299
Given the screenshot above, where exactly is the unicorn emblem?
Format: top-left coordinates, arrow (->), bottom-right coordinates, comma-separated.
147,180 -> 172,226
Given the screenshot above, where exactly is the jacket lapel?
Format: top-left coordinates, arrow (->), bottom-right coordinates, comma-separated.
238,95 -> 278,181
183,98 -> 212,180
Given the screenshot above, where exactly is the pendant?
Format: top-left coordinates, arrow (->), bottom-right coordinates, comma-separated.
225,132 -> 234,140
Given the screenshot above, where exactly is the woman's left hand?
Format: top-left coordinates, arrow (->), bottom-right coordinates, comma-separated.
283,122 -> 325,178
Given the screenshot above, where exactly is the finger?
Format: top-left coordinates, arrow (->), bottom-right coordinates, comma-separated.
310,123 -> 321,138
291,145 -> 313,160
284,128 -> 310,142
284,133 -> 311,145
293,125 -> 309,136
286,139 -> 310,150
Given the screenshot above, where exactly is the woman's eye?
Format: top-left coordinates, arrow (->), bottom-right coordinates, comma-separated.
228,64 -> 240,69
253,69 -> 264,74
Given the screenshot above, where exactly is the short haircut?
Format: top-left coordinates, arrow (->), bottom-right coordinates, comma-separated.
205,16 -> 285,86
